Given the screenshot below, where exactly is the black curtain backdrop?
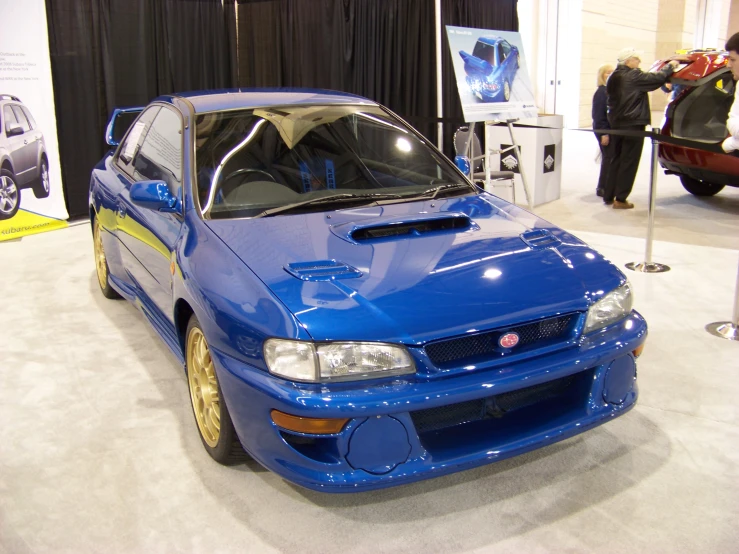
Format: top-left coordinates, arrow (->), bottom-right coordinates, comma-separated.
46,0 -> 235,218
236,0 -> 438,144
442,0 -> 519,157
46,0 -> 517,218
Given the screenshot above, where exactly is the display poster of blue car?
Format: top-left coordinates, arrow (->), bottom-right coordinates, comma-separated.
91,89 -> 645,493
460,38 -> 520,103
447,26 -> 538,122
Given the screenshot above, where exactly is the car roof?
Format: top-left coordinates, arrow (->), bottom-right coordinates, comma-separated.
155,88 -> 378,114
476,37 -> 505,47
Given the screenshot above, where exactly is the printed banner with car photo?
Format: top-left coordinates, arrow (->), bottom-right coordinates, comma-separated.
0,0 -> 68,241
446,26 -> 538,123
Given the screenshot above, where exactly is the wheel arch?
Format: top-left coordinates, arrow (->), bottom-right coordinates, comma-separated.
174,298 -> 195,359
1,157 -> 13,174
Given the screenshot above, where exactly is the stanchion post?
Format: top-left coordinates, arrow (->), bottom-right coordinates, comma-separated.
705,256 -> 739,341
625,127 -> 671,273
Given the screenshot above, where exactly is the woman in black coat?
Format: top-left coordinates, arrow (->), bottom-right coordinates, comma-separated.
592,64 -> 613,197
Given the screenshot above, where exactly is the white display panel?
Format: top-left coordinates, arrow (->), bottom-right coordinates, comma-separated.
0,0 -> 68,241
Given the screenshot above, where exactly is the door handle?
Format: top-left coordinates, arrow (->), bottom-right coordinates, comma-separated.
117,204 -> 126,218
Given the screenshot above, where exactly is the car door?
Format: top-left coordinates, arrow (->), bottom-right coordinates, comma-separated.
117,105 -> 185,322
497,44 -> 509,79
19,106 -> 43,173
100,106 -> 161,289
11,105 -> 39,179
2,105 -> 32,185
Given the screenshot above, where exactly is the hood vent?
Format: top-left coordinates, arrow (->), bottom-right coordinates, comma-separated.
520,229 -> 561,250
284,260 -> 362,282
351,215 -> 472,242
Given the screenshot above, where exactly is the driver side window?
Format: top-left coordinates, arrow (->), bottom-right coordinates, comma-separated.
133,107 -> 183,196
117,106 -> 160,169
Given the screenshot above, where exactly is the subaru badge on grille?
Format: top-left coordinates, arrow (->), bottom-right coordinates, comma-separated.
499,332 -> 519,348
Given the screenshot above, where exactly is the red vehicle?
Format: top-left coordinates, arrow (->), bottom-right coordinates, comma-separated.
654,49 -> 738,196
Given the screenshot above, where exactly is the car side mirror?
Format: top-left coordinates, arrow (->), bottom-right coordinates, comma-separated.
6,123 -> 23,137
130,180 -> 181,213
454,155 -> 471,177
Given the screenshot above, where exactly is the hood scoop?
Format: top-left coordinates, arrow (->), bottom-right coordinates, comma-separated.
332,212 -> 477,244
520,229 -> 561,250
284,260 -> 362,282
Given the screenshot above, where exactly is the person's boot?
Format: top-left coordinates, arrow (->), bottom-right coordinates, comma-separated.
613,200 -> 634,209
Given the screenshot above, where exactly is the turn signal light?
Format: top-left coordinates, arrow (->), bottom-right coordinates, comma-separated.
633,344 -> 645,358
270,410 -> 349,434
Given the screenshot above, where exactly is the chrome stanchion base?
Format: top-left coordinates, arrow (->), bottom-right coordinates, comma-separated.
625,262 -> 671,273
705,322 -> 739,341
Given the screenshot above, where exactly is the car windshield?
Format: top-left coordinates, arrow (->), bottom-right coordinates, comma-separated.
472,41 -> 498,66
194,105 -> 474,219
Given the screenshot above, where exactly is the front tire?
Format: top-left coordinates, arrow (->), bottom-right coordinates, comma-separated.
680,175 -> 725,196
185,315 -> 248,465
31,158 -> 50,199
503,80 -> 511,102
93,217 -> 122,299
0,169 -> 20,220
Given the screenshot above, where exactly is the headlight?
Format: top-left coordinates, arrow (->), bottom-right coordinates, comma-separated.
263,339 -> 415,383
583,283 -> 633,334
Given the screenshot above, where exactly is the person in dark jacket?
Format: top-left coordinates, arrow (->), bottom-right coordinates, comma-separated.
592,64 -> 613,197
604,48 -> 679,209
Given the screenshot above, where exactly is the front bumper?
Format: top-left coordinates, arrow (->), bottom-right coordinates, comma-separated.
214,312 -> 647,492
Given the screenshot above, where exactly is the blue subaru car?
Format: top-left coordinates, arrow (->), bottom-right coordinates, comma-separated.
90,89 -> 645,492
460,37 -> 520,102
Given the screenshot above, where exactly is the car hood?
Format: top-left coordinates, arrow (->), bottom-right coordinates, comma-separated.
205,194 -> 625,344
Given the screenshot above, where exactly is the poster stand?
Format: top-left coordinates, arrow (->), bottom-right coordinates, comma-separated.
482,119 -> 533,210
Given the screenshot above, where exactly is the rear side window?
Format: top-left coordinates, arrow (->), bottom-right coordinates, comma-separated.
11,106 -> 31,132
472,41 -> 496,66
3,105 -> 18,133
133,107 -> 183,194
672,72 -> 735,142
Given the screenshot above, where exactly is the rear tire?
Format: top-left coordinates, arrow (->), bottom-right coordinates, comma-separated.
93,217 -> 122,299
31,158 -> 50,199
680,176 -> 725,196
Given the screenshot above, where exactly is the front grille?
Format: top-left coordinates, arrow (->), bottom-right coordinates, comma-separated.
424,314 -> 576,367
410,373 -> 576,434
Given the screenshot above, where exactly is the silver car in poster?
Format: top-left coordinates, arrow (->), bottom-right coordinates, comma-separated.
0,95 -> 50,220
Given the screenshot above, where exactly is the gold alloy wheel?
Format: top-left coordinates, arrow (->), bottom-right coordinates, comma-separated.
93,220 -> 108,290
187,327 -> 221,447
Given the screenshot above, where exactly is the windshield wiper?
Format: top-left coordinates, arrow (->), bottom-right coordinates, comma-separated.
405,183 -> 475,201
253,193 -> 405,218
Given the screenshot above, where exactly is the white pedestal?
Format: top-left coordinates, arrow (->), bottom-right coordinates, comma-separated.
484,115 -> 563,207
